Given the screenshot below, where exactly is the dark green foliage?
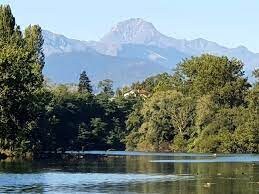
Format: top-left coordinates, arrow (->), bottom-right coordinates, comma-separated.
176,54 -> 251,107
0,5 -> 45,154
126,54 -> 258,153
0,6 -> 138,155
77,122 -> 91,150
0,5 -> 15,41
126,90 -> 194,151
78,71 -> 92,94
24,25 -> 45,69
132,73 -> 174,93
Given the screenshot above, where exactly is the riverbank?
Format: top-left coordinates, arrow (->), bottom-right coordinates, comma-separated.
1,149 -> 258,161
0,150 -> 111,161
0,150 -> 34,161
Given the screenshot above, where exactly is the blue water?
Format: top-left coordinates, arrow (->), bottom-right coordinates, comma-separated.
0,152 -> 258,194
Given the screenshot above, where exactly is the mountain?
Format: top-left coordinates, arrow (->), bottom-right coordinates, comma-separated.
99,18 -> 259,73
44,51 -> 169,88
43,18 -> 259,87
101,18 -> 168,46
43,29 -> 170,88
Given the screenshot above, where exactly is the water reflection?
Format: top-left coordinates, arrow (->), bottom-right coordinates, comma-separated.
0,152 -> 258,194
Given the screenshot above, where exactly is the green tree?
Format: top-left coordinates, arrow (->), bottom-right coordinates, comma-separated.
77,122 -> 91,151
125,100 -> 144,151
98,79 -> 114,97
233,77 -> 259,153
0,5 -> 45,154
47,86 -> 97,150
78,71 -> 92,94
126,90 -> 194,151
176,54 -> 251,107
234,108 -> 259,153
90,118 -> 107,149
191,108 -> 238,153
24,25 -> 45,69
107,117 -> 124,149
0,5 -> 15,41
194,95 -> 217,134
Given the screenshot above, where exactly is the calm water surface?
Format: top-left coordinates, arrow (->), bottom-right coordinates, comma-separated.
0,151 -> 258,194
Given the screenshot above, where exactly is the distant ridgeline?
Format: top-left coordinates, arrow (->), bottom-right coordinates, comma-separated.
43,18 -> 259,88
0,5 -> 258,159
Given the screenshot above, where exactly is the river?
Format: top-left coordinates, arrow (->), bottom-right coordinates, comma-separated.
0,151 -> 258,193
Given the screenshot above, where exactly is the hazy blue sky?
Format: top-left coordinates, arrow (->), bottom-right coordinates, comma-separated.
1,0 -> 259,52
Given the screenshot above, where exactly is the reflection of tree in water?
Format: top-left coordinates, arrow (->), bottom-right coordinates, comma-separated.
0,155 -> 258,194
122,156 -> 258,194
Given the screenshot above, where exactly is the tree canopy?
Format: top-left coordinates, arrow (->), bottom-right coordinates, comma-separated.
125,54 -> 258,153
0,5 -> 45,154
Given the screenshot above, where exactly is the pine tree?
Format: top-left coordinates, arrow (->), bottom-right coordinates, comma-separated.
78,71 -> 92,94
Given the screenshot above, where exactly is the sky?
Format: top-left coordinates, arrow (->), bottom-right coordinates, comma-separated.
1,0 -> 259,52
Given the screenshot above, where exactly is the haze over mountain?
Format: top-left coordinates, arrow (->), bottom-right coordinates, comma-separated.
43,18 -> 259,88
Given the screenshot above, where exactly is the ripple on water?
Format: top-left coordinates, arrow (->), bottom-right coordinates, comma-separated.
0,172 -> 193,193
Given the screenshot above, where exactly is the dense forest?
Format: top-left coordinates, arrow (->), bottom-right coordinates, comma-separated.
125,57 -> 259,153
0,5 -> 258,158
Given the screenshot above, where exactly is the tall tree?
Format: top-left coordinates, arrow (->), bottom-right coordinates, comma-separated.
24,25 -> 45,71
78,71 -> 92,94
0,5 -> 45,153
176,54 -> 251,107
0,5 -> 15,42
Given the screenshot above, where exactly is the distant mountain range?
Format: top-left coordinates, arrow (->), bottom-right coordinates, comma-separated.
43,18 -> 259,88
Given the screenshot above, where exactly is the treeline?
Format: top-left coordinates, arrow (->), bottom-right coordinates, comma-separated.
41,76 -> 139,152
125,56 -> 259,153
0,5 -> 258,157
0,5 -> 139,156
